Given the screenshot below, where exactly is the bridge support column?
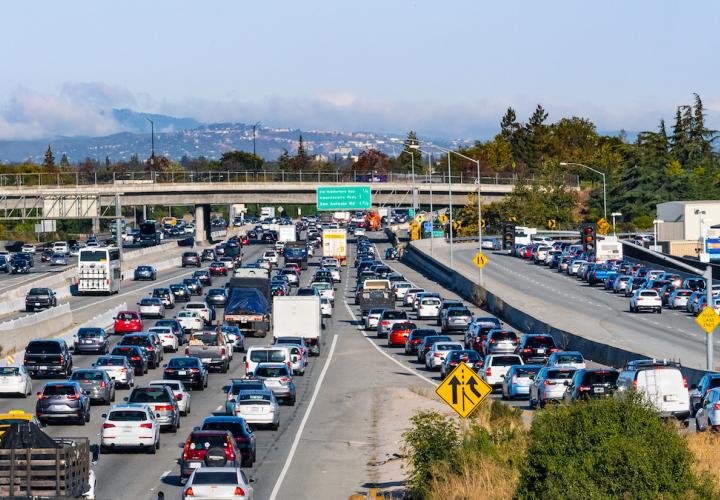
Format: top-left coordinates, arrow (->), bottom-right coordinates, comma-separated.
195,204 -> 211,243
91,217 -> 100,235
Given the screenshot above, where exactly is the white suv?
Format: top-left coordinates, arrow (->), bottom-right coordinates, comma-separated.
629,289 -> 662,314
482,354 -> 524,388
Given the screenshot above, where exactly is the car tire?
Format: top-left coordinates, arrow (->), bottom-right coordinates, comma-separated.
100,445 -> 111,454
272,421 -> 280,431
147,442 -> 157,454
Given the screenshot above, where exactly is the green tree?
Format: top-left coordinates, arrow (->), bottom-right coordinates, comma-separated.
218,150 -> 264,171
500,106 -> 520,142
59,153 -> 70,167
291,134 -> 311,171
42,144 -> 55,169
399,130 -> 421,173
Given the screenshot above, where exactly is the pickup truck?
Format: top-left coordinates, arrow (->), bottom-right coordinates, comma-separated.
184,331 -> 231,372
25,287 -> 58,312
358,279 -> 395,316
587,265 -> 616,287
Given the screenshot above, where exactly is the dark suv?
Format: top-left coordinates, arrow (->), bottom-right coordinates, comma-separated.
36,382 -> 90,425
73,327 -> 109,354
563,369 -> 620,403
179,430 -> 241,480
200,416 -> 256,467
25,288 -> 57,312
181,252 -> 201,268
183,278 -> 203,295
24,339 -> 72,377
125,385 -> 180,432
517,334 -> 558,364
118,334 -> 163,369
163,356 -> 208,390
193,270 -> 212,286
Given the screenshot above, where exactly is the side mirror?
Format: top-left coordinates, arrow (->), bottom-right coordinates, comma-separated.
291,356 -> 298,363
178,442 -> 185,449
193,426 -> 200,431
101,413 -> 108,419
564,380 -> 571,386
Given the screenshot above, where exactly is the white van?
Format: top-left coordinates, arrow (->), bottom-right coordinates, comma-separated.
52,241 -> 69,254
616,360 -> 690,423
244,345 -> 293,375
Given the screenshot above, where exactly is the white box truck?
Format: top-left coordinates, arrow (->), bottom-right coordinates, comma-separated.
322,228 -> 348,266
273,296 -> 322,356
278,225 -> 297,243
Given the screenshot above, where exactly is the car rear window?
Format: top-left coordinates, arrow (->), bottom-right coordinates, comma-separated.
514,368 -> 539,377
109,410 -> 148,421
582,371 -> 619,385
168,358 -> 199,368
555,353 -> 583,364
547,369 -> 575,379
202,422 -> 249,437
28,288 -> 49,296
43,384 -> 77,396
250,350 -> 286,363
640,291 -> 658,297
383,311 -> 407,319
255,366 -> 290,378
186,303 -> 207,309
526,336 -> 555,348
448,309 -> 471,316
78,329 -> 103,339
188,434 -> 228,449
121,336 -> 151,347
491,356 -> 523,366
116,313 -> 137,321
0,367 -> 18,376
393,323 -> 416,331
70,371 -> 104,381
129,388 -> 171,403
492,332 -> 517,341
26,341 -> 62,354
436,344 -> 461,351
191,471 -> 238,485
231,383 -> 264,395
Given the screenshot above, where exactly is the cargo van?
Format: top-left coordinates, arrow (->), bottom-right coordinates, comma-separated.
616,359 -> 690,423
243,345 -> 293,375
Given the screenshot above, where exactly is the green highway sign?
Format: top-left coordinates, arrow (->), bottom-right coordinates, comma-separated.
316,186 -> 372,211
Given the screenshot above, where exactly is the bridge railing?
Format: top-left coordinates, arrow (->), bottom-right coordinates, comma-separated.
0,170 -> 523,188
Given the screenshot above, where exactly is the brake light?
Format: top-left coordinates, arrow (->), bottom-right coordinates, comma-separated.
280,377 -> 292,383
102,423 -> 115,429
59,355 -> 65,365
100,381 -> 107,388
185,348 -> 189,355
155,405 -> 173,411
67,393 -> 80,400
234,487 -> 245,496
579,385 -> 591,392
119,368 -> 127,373
544,380 -> 553,386
486,368 -> 492,376
220,348 -> 226,356
714,402 -> 720,411
184,487 -> 194,496
683,377 -> 688,389
131,356 -> 140,361
245,361 -> 248,371
523,348 -> 531,353
191,368 -> 200,373
632,379 -> 638,390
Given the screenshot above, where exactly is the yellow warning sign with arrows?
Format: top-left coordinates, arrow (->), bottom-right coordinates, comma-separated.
547,219 -> 557,229
473,251 -> 488,269
436,363 -> 492,418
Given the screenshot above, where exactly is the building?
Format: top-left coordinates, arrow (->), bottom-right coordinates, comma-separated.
655,201 -> 720,259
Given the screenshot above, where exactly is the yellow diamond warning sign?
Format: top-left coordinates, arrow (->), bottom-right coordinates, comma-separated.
435,363 -> 492,418
696,306 -> 720,334
472,251 -> 488,269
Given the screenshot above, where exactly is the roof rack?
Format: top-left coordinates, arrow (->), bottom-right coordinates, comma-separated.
623,358 -> 682,370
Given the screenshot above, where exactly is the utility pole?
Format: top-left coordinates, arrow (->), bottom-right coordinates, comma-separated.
448,152 -> 454,269
253,121 -> 261,170
115,193 -> 124,275
146,118 -> 155,166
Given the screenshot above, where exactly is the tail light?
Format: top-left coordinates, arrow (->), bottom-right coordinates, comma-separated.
486,368 -> 492,376
714,402 -> 720,410
280,377 -> 292,383
68,393 -> 80,400
182,441 -> 191,460
102,423 -> 115,429
512,375 -> 518,384
434,353 -> 442,357
59,355 -> 65,365
683,377 -> 688,389
100,381 -> 107,388
131,356 -> 141,361
184,488 -> 194,496
245,361 -> 249,371
632,379 -> 638,390
579,385 -> 591,392
523,348 -> 531,353
155,405 -> 173,411
185,348 -> 189,355
220,348 -> 226,356
176,394 -> 183,400
234,487 -> 245,496
191,368 -> 200,373
146,346 -> 155,351
120,368 -> 127,373
544,380 -> 553,386
513,339 -> 519,344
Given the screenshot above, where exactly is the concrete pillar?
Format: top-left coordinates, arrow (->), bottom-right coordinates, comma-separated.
92,217 -> 100,235
195,204 -> 211,243
142,205 -> 147,222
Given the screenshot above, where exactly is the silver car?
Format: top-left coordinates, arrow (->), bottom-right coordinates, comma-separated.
50,253 -> 69,266
125,385 -> 180,432
233,389 -> 280,430
529,367 -> 577,408
137,297 -> 165,319
377,309 -> 409,338
668,288 -> 692,309
68,369 -> 116,405
253,363 -> 296,405
182,466 -> 254,500
441,307 -> 474,333
483,330 -> 519,355
92,355 -> 135,388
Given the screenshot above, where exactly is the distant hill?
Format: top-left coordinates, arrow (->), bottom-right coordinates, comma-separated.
110,109 -> 202,133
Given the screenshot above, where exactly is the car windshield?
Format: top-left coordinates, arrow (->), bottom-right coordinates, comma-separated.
26,341 -> 61,354
191,471 -> 238,485
450,351 -> 481,361
0,367 -> 19,376
255,366 -> 289,378
43,384 -> 76,396
95,357 -> 125,367
383,311 -> 406,319
448,309 -> 471,317
491,356 -> 523,366
109,410 -> 148,421
250,350 -> 287,363
582,371 -> 619,385
129,388 -> 170,403
28,288 -> 49,296
70,371 -> 103,381
169,358 -> 198,368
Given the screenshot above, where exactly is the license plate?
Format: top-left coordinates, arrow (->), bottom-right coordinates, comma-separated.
202,358 -> 211,363
594,387 -> 605,394
38,366 -> 49,370
189,462 -> 202,469
178,370 -> 187,376
537,348 -> 546,354
83,340 -> 93,344
246,407 -> 260,413
35,303 -> 40,306
664,395 -> 677,402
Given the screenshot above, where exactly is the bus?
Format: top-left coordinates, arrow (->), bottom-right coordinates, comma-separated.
77,247 -> 121,295
139,221 -> 161,246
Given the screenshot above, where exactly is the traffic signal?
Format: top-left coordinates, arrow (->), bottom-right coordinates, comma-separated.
580,223 -> 597,255
502,222 -> 516,251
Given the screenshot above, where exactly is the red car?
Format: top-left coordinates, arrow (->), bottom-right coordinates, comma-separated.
388,322 -> 416,347
241,236 -> 249,246
208,262 -> 228,276
113,311 -> 143,335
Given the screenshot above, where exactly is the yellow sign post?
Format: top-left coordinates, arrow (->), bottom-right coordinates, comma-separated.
696,306 -> 720,334
547,219 -> 557,229
597,217 -> 611,235
472,251 -> 488,269
439,214 -> 448,224
410,222 -> 420,241
436,363 -> 492,418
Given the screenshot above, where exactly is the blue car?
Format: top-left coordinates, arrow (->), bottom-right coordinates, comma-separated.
501,364 -> 544,400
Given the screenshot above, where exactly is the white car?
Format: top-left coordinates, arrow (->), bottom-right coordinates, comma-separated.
365,308 -> 384,330
262,250 -> 279,265
668,289 -> 692,309
92,356 -> 135,388
221,331 -> 235,361
182,466 -> 254,500
629,289 -> 662,314
52,241 -> 69,254
321,257 -> 339,267
220,256 -> 236,270
21,244 -> 36,254
482,354 -> 524,388
137,297 -> 165,319
424,341 -> 464,370
392,282 -> 413,301
311,282 -> 335,304
100,404 -> 160,454
148,379 -> 191,416
148,326 -> 179,353
354,227 -> 366,237
184,301 -> 212,324
175,310 -> 204,333
404,288 -> 425,307
546,351 -> 586,370
0,366 -> 32,397
233,389 -> 280,430
320,297 -> 333,317
324,264 -> 341,283
417,297 -> 442,320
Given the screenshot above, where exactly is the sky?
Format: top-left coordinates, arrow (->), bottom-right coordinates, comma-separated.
1,0 -> 719,140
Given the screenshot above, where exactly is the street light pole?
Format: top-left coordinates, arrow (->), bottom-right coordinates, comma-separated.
560,162 -> 607,220
448,152 -> 454,269
401,149 -> 418,211
146,118 -> 155,165
252,121 -> 261,171
611,212 -> 622,236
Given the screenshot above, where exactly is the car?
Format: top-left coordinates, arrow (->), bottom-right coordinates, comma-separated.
425,341 -> 464,370
110,345 -> 148,376
563,368 -> 620,402
0,410 -> 40,436
170,284 -> 192,302
181,252 -> 201,267
668,288 -> 693,309
23,338 -> 73,378
417,297 -> 442,320
233,389 -> 280,430
204,288 -> 227,308
481,354 -> 524,388
73,327 -> 110,354
25,287 -> 57,312
120,333 -> 163,369
133,265 -> 157,281
416,335 -> 452,363
100,404 -> 161,454
253,362 -> 296,405
92,355 -> 135,388
690,373 -> 720,416
36,382 -> 90,425
148,326 -> 180,352
176,310 -> 205,333
179,430 -> 242,481
262,250 -> 279,265
516,334 -> 558,364
149,379 -> 192,416
152,287 -> 176,309
404,328 -> 439,355
220,256 -> 237,270
273,337 -> 308,375
200,415 -> 256,467
388,322 -> 417,347
137,297 -> 165,318
113,311 -> 143,335
441,307 -> 474,333
182,466 -> 254,499
377,309 -> 409,338
49,252 -> 69,266
501,364 -> 543,400
320,297 -> 333,317
540,349 -> 585,369
529,366 -> 577,408
0,366 -> 32,397
183,278 -> 204,296
209,261 -> 228,276
21,243 -> 36,254
483,330 -> 519,356
694,387 -> 720,432
155,319 -> 185,344
616,359 -> 690,422
629,289 -> 662,313
193,269 -> 212,286
163,356 -> 208,390
125,384 -> 180,432
440,350 -> 484,379
279,268 -> 300,287
365,308 -> 385,330
68,369 -> 116,405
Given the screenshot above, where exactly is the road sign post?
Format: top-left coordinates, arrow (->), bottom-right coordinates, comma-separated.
472,251 -> 488,269
435,363 -> 492,418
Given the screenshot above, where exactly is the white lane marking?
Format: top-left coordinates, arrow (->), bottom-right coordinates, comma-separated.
268,333 -> 339,500
160,470 -> 172,479
214,405 -> 223,412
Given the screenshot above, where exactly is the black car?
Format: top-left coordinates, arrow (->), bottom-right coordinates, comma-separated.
118,333 -> 162,369
261,232 -> 277,243
247,230 -> 258,239
133,265 -> 157,281
25,288 -> 57,312
183,278 -> 203,295
163,356 -> 208,390
206,288 -> 228,307
200,416 -> 256,467
441,350 -> 484,378
181,252 -> 201,268
517,334 -> 558,364
170,284 -> 191,302
24,339 -> 73,378
201,248 -> 216,262
193,270 -> 212,286
110,345 -> 148,376
40,248 -> 55,262
563,369 -> 620,403
0,256 -> 10,273
73,327 -> 109,354
11,256 -> 30,274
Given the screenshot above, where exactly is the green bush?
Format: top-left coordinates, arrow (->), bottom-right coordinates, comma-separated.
631,214 -> 654,230
402,411 -> 460,498
517,393 -> 713,499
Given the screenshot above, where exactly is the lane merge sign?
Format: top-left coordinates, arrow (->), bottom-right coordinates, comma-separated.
436,363 -> 492,418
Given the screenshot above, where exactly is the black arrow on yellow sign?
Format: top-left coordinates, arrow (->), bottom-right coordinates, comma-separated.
448,376 -> 461,404
467,378 -> 482,399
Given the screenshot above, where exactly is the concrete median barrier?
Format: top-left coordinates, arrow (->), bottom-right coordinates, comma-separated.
0,303 -> 74,356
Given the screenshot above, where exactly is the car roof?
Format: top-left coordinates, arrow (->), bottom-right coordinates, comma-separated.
202,416 -> 246,424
